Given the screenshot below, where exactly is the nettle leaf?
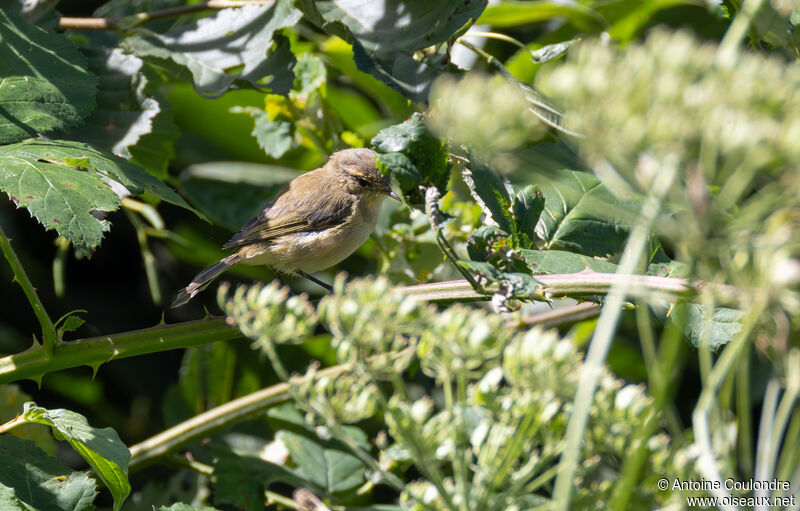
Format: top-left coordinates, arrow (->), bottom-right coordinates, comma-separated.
65,47 -> 177,178
267,403 -> 368,494
0,10 -> 98,144
532,168 -> 641,257
123,1 -> 302,97
19,403 -> 129,511
297,0 -> 487,101
513,185 -> 544,247
372,113 -> 449,204
0,435 -> 97,511
0,140 -> 196,255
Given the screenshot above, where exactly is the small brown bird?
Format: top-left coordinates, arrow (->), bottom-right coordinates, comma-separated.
171,148 -> 400,307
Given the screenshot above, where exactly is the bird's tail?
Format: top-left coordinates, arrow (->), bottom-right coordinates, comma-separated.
170,258 -> 235,308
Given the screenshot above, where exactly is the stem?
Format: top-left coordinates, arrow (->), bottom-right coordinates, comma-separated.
552,158 -> 677,510
0,318 -> 241,385
506,302 -> 600,329
125,210 -> 162,305
399,273 -> 733,303
128,362 -> 351,468
58,0 -> 276,30
0,223 -> 58,354
692,306 -> 762,510
0,415 -> 25,435
716,0 -> 768,67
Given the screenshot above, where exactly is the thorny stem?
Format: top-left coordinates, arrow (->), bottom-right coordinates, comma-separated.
0,223 -> 58,354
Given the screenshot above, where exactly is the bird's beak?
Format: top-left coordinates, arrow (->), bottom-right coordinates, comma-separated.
383,187 -> 401,201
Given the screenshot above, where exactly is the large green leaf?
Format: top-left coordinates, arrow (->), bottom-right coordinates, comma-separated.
673,303 -> 742,350
0,140 -> 197,255
212,451 -> 307,511
297,0 -> 487,101
0,10 -> 98,144
123,1 -> 302,98
0,436 -> 97,511
461,156 -> 516,238
267,403 -> 368,494
65,47 -> 177,178
477,0 -> 607,31
19,403 -> 130,511
527,168 -> 641,256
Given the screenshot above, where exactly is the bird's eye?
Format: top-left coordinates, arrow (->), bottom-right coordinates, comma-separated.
356,177 -> 370,187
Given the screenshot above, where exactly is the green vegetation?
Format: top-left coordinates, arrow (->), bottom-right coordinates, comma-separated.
1,0 -> 798,510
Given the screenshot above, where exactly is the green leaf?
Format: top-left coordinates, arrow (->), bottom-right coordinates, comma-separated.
0,10 -> 98,144
0,140 -> 197,255
65,46 -> 176,178
267,403 -> 368,494
513,185 -> 544,248
371,113 -> 449,204
179,161 -> 300,230
528,168 -> 641,257
0,435 -> 97,511
123,1 -> 302,97
292,53 -> 327,97
251,112 -> 296,159
375,152 -> 422,194
0,483 -> 34,511
673,303 -> 742,350
519,249 -> 619,274
213,452 -> 306,511
20,403 -> 130,511
462,156 -> 516,238
297,0 -> 487,101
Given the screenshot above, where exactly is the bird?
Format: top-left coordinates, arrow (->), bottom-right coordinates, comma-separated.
171,148 -> 400,307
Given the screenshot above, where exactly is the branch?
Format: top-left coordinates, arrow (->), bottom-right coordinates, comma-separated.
58,0 -> 275,31
128,362 -> 349,468
0,317 -> 241,385
0,223 -> 57,354
399,273 -> 737,303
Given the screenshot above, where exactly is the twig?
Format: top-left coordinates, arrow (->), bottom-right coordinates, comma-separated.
506,302 -> 601,329
59,0 -> 276,31
0,223 -> 57,354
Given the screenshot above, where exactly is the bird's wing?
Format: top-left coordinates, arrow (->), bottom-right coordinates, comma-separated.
222,183 -> 353,249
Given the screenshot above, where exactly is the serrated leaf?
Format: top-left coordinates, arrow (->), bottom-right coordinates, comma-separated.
0,140 -> 199,254
123,1 -> 302,97
292,53 -> 327,97
267,403 -> 368,494
530,168 -> 641,257
0,435 -> 97,511
371,113 -> 449,204
376,152 -> 422,194
20,403 -> 130,511
252,112 -> 296,159
0,10 -> 98,144
297,0 -> 487,101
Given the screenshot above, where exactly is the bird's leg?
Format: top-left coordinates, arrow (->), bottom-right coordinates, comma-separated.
298,271 -> 333,292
